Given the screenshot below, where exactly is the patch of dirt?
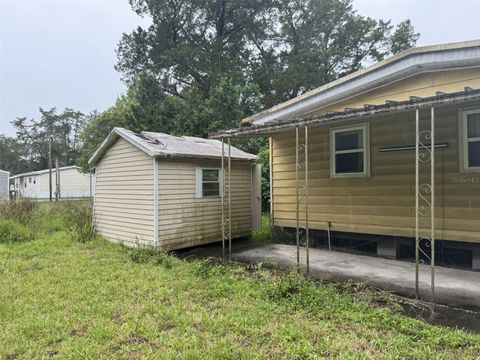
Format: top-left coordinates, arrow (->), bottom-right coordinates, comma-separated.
68,326 -> 86,337
112,313 -> 124,325
126,334 -> 150,345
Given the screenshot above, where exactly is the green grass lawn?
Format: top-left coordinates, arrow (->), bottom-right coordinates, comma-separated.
0,202 -> 479,359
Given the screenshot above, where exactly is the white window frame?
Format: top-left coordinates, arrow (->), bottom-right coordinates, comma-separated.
195,167 -> 223,198
459,108 -> 480,173
330,123 -> 370,178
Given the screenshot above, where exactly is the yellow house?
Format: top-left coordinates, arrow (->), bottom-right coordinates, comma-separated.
213,40 -> 480,270
89,128 -> 261,250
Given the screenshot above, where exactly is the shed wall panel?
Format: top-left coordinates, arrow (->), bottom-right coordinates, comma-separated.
157,159 -> 253,250
94,138 -> 154,246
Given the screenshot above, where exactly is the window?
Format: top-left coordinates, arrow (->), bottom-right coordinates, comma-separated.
330,123 -> 370,178
28,177 -> 32,184
460,109 -> 480,172
196,168 -> 222,198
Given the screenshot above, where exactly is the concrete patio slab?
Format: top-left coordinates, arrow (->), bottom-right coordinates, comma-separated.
232,244 -> 480,310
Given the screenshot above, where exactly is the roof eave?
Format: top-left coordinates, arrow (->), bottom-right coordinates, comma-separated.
243,40 -> 480,126
211,89 -> 480,139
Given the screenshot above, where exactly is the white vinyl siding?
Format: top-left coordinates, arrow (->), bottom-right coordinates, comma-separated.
159,159 -> 252,251
94,138 -> 154,247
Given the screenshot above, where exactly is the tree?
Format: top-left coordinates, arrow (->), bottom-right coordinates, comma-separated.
82,0 -> 420,173
117,0 -> 420,112
78,75 -> 177,169
12,107 -> 86,172
0,135 -> 28,174
389,20 -> 420,54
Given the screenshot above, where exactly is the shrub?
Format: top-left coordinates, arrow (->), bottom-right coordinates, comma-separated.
0,219 -> 34,243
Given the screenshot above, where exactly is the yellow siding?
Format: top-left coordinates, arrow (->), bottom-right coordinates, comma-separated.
309,68 -> 480,117
158,159 -> 252,251
94,138 -> 154,246
272,102 -> 480,243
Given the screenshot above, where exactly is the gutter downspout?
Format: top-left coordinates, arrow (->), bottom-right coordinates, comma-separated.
153,157 -> 159,248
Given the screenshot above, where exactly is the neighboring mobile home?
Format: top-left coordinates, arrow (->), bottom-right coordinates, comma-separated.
88,128 -> 260,250
11,166 -> 93,199
0,170 -> 9,201
213,40 -> 480,269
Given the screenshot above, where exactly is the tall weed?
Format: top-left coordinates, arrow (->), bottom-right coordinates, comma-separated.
0,198 -> 36,223
0,219 -> 34,243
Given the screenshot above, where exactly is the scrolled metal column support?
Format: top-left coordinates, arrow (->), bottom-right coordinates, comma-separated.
228,137 -> 232,260
414,106 -> 436,309
295,125 -> 300,271
221,138 -> 226,260
415,109 -> 420,298
305,125 -> 310,274
430,106 -> 435,306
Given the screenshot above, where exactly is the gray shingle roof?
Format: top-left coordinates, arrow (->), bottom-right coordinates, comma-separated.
88,128 -> 257,165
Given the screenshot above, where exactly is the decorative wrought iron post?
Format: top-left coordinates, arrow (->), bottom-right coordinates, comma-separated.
295,124 -> 310,273
228,137 -> 232,260
415,106 -> 436,307
221,138 -> 232,260
295,126 -> 300,270
269,137 -> 274,236
304,125 -> 310,274
221,138 -> 226,259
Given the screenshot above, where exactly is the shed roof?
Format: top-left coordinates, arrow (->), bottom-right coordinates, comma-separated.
10,166 -> 81,180
88,128 -> 257,166
241,39 -> 480,126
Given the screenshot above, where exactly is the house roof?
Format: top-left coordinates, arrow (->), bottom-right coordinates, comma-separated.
10,166 -> 81,180
211,89 -> 480,138
88,128 -> 257,166
242,39 -> 480,126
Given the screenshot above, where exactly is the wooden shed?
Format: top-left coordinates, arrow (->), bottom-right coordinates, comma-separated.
0,170 -> 9,201
213,40 -> 480,270
88,128 -> 261,250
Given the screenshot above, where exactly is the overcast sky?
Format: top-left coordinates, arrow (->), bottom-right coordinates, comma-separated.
1,0 -> 479,137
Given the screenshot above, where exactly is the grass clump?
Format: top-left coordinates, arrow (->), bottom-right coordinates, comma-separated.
129,246 -> 176,269
252,213 -> 272,243
0,219 -> 34,243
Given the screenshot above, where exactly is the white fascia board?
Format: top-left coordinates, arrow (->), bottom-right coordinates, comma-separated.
252,47 -> 480,125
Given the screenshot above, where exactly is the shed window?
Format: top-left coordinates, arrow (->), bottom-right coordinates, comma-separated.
330,124 -> 370,178
196,168 -> 222,198
460,109 -> 480,172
